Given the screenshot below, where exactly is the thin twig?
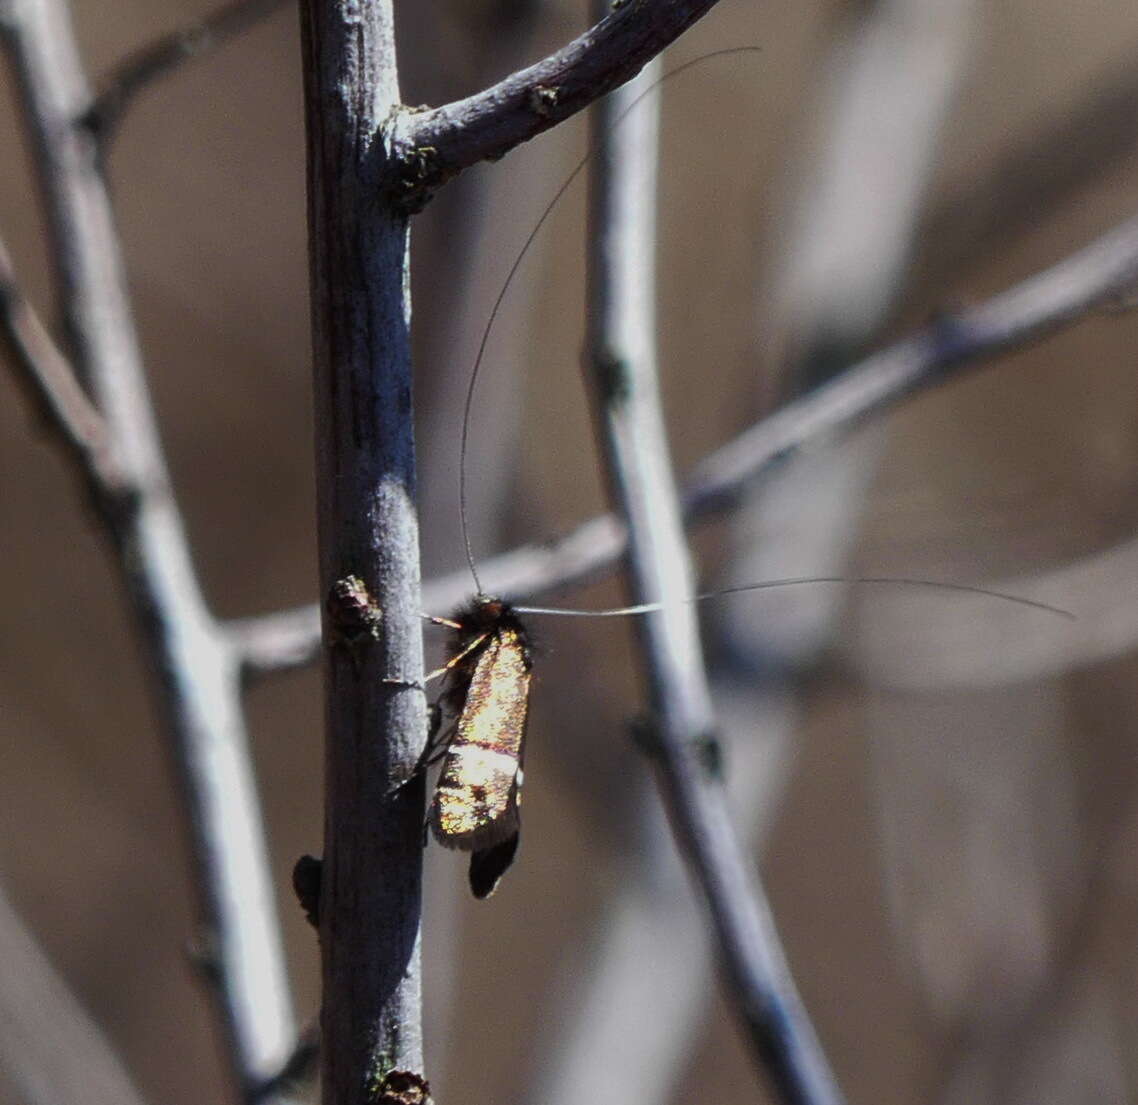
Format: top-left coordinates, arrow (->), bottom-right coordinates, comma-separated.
580,47 -> 843,1105
389,0 -> 728,207
925,787 -> 1133,1103
685,214 -> 1138,517
83,0 -> 290,144
1,0 -> 295,1096
228,213 -> 1138,676
229,602 -> 327,681
0,235 -> 120,488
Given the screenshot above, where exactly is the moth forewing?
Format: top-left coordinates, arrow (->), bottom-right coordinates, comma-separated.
428,598 -> 532,897
430,628 -> 530,848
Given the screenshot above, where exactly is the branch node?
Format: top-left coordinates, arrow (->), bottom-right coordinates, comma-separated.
693,730 -> 725,782
186,925 -> 223,985
591,347 -> 631,405
528,83 -> 560,117
628,715 -> 724,780
386,145 -> 441,214
628,713 -> 661,759
326,574 -> 383,649
370,1069 -> 433,1105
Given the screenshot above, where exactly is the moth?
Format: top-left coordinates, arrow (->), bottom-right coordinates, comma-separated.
426,596 -> 532,899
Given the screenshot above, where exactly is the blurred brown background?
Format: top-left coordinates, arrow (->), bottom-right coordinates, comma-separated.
3,1 -> 1138,1103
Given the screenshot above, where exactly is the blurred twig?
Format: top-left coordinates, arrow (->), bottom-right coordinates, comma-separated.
852,533 -> 1138,687
83,0 -> 290,144
0,235 -> 119,488
577,47 -> 844,1105
0,885 -> 152,1105
0,0 -> 295,1096
927,787 -> 1133,1103
771,0 -> 978,382
230,214 -> 1138,676
230,602 -> 327,681
688,215 -> 1138,517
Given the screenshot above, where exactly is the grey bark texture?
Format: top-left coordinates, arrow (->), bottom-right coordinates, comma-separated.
298,0 -> 427,1091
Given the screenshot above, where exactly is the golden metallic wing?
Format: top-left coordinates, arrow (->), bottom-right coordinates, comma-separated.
430,626 -> 530,852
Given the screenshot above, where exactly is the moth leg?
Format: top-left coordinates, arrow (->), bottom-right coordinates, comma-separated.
423,628 -> 492,684
423,613 -> 463,630
381,676 -> 424,690
420,614 -> 466,680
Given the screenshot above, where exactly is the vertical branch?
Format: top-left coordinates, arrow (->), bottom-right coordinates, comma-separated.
0,0 -> 294,1096
298,1 -> 427,1097
582,39 -> 845,1105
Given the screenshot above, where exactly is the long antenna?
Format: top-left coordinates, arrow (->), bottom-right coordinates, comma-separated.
513,576 -> 1074,620
457,46 -> 763,595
